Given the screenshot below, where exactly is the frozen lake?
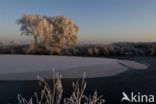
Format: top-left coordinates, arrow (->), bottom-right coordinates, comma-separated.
0,55 -> 148,80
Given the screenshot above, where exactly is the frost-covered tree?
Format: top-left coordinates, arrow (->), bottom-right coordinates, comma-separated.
17,13 -> 79,47
47,15 -> 79,46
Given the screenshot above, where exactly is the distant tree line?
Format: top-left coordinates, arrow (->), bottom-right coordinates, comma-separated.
0,42 -> 156,56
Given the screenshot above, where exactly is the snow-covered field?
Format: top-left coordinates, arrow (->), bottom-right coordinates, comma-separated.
0,55 -> 148,80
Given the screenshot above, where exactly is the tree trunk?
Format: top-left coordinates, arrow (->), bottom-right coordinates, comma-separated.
34,36 -> 38,46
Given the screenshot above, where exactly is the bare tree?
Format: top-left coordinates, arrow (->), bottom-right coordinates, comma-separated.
17,13 -> 79,47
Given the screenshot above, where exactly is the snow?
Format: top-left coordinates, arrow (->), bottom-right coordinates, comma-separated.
0,55 -> 148,80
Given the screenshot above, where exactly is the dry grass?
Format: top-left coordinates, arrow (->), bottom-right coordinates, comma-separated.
17,69 -> 105,104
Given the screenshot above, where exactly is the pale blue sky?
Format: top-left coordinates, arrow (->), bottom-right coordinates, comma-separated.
0,0 -> 156,43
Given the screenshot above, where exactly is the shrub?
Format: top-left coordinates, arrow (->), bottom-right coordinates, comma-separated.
94,47 -> 99,55
49,47 -> 62,55
88,48 -> 93,56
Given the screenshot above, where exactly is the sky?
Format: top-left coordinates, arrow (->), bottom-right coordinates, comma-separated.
0,0 -> 156,43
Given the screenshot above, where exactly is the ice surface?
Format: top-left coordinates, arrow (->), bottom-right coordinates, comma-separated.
0,55 -> 148,80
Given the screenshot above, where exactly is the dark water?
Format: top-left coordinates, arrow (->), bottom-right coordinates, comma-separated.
0,57 -> 156,104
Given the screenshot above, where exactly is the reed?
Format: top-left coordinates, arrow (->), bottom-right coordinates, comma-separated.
18,69 -> 104,104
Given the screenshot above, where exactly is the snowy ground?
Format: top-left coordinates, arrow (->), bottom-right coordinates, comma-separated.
0,55 -> 148,80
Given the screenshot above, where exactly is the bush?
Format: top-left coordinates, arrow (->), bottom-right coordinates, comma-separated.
49,47 -> 62,55
88,48 -> 93,56
94,47 -> 99,55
